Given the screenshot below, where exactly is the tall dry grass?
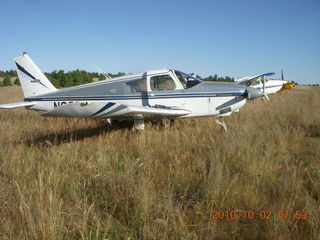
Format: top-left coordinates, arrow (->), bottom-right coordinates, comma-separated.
0,86 -> 319,240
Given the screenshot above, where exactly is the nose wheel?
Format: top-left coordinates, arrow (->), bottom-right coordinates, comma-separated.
216,117 -> 228,132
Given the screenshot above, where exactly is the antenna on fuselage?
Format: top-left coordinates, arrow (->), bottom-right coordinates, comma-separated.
92,64 -> 112,79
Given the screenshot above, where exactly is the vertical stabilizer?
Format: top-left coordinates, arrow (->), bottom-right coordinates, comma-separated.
13,53 -> 57,97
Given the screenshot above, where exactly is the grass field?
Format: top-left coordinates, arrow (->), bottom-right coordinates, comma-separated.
0,86 -> 319,240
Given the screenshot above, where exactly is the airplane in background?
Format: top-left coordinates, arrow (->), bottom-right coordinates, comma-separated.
235,72 -> 288,100
0,53 -> 264,131
278,70 -> 295,92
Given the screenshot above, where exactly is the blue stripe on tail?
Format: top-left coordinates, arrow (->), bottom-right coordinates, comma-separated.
16,62 -> 48,89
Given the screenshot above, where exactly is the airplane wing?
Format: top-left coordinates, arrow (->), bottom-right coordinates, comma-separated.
103,105 -> 191,119
235,72 -> 275,85
42,102 -> 191,119
0,101 -> 36,109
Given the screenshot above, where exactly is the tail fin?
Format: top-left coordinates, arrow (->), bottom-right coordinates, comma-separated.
13,53 -> 57,97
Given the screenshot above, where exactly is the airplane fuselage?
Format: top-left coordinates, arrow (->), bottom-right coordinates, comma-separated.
252,80 -> 288,95
25,81 -> 249,119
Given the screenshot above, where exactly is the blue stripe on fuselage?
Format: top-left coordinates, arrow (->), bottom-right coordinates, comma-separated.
25,91 -> 245,102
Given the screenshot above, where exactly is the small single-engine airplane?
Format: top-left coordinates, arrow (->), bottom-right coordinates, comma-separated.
0,53 -> 264,131
235,72 -> 288,100
278,70 -> 295,92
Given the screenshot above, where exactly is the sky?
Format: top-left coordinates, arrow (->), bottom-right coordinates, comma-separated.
0,0 -> 319,84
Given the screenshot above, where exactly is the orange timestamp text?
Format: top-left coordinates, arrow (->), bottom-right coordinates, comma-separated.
210,210 -> 308,220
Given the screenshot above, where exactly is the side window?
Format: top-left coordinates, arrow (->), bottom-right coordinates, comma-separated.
252,79 -> 261,85
150,75 -> 176,91
126,78 -> 147,93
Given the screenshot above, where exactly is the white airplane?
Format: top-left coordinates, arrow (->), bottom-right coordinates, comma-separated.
235,72 -> 288,100
0,53 -> 264,131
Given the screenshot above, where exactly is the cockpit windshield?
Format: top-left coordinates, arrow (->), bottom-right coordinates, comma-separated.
239,78 -> 263,87
252,78 -> 262,85
174,70 -> 202,89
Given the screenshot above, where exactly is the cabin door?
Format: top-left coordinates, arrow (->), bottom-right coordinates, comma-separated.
147,73 -> 185,109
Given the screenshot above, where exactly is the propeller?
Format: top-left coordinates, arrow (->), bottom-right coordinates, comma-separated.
245,86 -> 265,100
261,76 -> 270,101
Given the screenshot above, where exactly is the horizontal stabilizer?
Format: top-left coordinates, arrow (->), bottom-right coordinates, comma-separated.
0,101 -> 36,109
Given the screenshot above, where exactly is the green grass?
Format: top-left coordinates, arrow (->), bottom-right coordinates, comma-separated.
0,86 -> 319,239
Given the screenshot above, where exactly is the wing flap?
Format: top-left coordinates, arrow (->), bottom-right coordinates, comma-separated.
42,101 -> 190,119
101,105 -> 191,119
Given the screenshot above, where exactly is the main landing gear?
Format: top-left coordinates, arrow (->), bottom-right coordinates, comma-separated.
133,116 -> 175,131
106,118 -> 112,128
216,117 -> 228,132
133,114 -> 145,131
104,115 -> 147,131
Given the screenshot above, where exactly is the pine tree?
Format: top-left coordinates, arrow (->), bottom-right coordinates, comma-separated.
2,77 -> 12,86
14,78 -> 20,85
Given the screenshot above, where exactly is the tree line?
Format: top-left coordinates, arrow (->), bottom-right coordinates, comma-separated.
196,74 -> 234,82
0,69 -> 234,87
0,70 -> 125,87
44,70 -> 125,88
